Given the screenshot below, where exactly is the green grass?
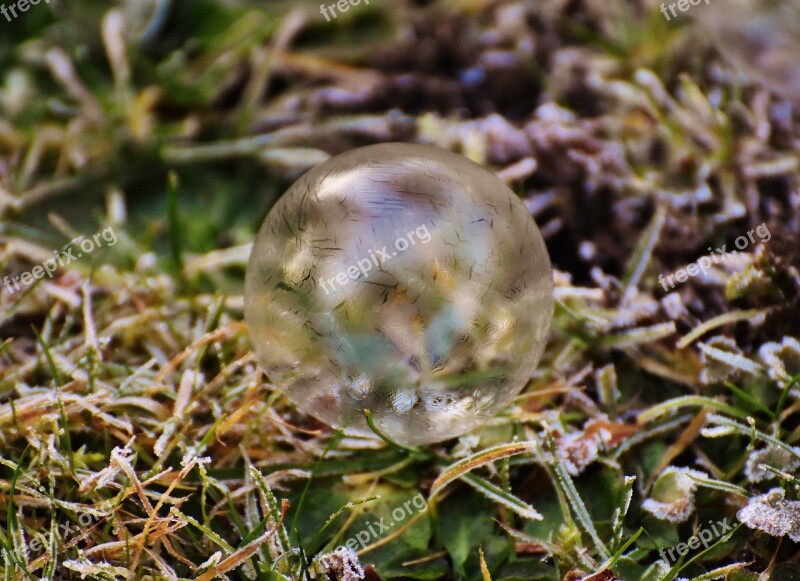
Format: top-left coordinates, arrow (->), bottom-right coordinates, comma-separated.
1,0 -> 799,579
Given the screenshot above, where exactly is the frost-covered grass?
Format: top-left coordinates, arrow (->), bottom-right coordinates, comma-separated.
1,0 -> 799,579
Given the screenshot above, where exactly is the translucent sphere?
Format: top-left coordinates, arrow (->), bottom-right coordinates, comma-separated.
693,0 -> 800,98
245,143 -> 553,445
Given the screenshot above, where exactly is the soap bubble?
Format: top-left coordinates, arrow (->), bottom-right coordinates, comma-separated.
693,0 -> 800,98
245,143 -> 553,445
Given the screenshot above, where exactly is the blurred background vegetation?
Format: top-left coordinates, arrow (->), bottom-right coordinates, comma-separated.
1,0 -> 799,579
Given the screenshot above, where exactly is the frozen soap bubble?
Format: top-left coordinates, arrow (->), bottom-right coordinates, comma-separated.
245,143 -> 553,445
693,0 -> 800,98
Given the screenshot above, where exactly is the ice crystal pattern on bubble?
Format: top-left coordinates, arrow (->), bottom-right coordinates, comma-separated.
245,143 -> 553,444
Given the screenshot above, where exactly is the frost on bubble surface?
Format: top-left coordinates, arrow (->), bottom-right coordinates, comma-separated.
244,143 -> 553,445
